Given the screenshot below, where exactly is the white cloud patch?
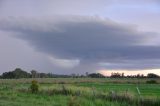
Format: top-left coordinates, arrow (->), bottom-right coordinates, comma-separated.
48,56 -> 80,68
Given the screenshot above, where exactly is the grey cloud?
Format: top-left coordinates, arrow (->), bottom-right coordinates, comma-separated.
0,16 -> 160,71
0,0 -> 160,17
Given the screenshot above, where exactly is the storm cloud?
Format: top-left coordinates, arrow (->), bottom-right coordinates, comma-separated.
0,16 -> 160,72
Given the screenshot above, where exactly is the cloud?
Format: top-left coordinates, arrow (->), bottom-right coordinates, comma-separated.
0,16 -> 160,72
48,56 -> 80,68
0,0 -> 160,17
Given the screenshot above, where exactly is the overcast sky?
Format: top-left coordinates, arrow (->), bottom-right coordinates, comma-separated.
0,0 -> 160,75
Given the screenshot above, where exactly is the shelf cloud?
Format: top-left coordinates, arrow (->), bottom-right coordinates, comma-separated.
0,16 -> 160,73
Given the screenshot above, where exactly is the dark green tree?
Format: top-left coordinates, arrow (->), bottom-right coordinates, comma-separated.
88,73 -> 105,78
147,73 -> 159,78
2,68 -> 30,79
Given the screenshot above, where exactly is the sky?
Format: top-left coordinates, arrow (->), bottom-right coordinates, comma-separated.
0,0 -> 160,75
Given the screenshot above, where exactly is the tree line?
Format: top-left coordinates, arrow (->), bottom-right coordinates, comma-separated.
0,68 -> 71,79
0,68 -> 159,79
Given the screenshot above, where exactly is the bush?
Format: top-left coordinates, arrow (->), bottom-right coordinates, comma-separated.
68,96 -> 80,106
146,80 -> 157,84
30,80 -> 39,93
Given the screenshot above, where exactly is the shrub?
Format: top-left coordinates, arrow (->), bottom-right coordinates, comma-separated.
146,80 -> 157,84
30,80 -> 39,93
139,98 -> 160,106
61,85 -> 73,95
68,96 -> 80,106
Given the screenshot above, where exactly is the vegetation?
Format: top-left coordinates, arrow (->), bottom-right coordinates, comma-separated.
0,78 -> 160,106
0,68 -> 160,105
88,73 -> 105,78
0,68 -> 159,79
0,68 -> 72,79
30,80 -> 39,93
147,73 -> 160,78
2,68 -> 30,79
146,80 -> 157,84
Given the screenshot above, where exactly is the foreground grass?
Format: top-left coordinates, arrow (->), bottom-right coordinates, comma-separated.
0,78 -> 160,106
0,85 -> 127,106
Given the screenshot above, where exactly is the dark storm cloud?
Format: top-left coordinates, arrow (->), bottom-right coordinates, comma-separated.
0,16 -> 160,70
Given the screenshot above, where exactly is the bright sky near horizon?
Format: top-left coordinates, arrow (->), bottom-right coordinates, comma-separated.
0,0 -> 160,75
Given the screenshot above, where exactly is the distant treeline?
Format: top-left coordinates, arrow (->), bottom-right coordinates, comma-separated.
0,68 -> 159,79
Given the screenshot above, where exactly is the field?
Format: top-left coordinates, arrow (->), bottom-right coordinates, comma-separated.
0,78 -> 160,106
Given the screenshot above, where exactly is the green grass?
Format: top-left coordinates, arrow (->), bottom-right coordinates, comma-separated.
76,83 -> 160,98
0,78 -> 160,106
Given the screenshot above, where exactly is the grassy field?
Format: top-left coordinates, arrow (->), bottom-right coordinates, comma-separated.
0,78 -> 160,106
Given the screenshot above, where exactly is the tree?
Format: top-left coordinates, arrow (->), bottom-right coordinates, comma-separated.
147,73 -> 159,78
2,68 -> 30,79
111,72 -> 122,78
85,72 -> 89,77
88,73 -> 105,78
31,70 -> 37,78
13,68 -> 30,78
2,71 -> 15,79
39,73 -> 48,78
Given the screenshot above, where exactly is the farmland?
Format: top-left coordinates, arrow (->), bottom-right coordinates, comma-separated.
0,78 -> 160,106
